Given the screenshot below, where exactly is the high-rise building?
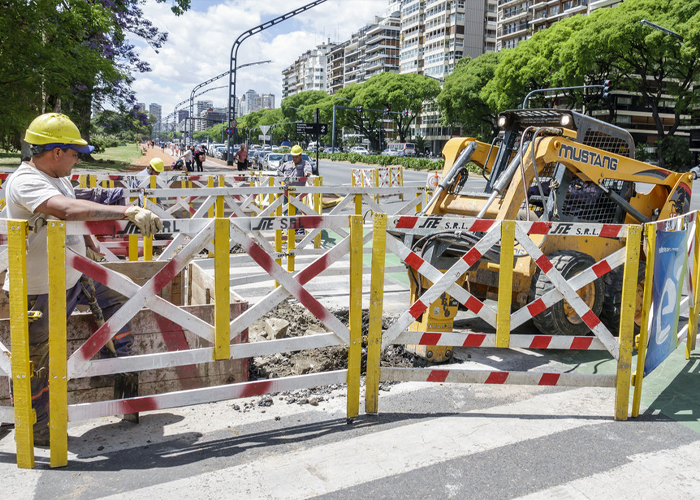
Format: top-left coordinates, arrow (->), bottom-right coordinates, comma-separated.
177,110 -> 189,123
149,103 -> 162,124
136,102 -> 146,112
282,39 -> 336,98
400,0 -> 496,153
196,100 -> 213,116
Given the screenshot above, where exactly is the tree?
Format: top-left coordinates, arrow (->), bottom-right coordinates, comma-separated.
485,14 -> 590,113
438,52 -> 502,141
568,0 -> 700,168
353,73 -> 441,144
0,0 -> 190,150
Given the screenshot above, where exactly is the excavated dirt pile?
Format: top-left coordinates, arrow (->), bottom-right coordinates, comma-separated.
231,301 -> 428,412
247,301 -> 425,381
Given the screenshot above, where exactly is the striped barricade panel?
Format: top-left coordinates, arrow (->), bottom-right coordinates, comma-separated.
380,367 -> 616,388
392,331 -> 606,350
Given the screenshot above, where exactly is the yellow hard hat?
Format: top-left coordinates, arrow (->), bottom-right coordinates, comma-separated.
291,145 -> 303,156
149,157 -> 164,172
24,113 -> 94,153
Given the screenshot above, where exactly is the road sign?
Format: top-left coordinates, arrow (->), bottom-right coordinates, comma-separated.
259,125 -> 271,135
259,135 -> 270,141
296,123 -> 328,135
225,127 -> 233,136
229,119 -> 237,128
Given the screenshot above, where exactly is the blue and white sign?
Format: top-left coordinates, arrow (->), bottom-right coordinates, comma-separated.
644,230 -> 688,376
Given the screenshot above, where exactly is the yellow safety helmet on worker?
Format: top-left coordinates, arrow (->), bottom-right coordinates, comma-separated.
291,145 -> 303,156
149,157 -> 164,173
24,113 -> 95,154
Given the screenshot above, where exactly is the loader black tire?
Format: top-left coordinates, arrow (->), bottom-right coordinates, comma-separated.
600,262 -> 646,337
531,251 -> 604,336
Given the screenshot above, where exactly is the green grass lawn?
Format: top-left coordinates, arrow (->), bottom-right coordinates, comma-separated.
0,145 -> 143,172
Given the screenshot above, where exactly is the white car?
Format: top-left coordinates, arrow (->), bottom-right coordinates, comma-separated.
265,153 -> 285,171
350,146 -> 370,155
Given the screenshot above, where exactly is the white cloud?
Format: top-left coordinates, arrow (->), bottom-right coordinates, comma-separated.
126,0 -> 386,122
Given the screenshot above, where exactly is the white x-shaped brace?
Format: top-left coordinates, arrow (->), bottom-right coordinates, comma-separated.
67,221 -> 216,378
381,222 -> 620,359
152,190 -> 282,262
381,223 -> 503,350
513,224 -> 619,358
227,221 -> 374,347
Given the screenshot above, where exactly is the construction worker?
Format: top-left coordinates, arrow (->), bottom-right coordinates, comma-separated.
131,157 -> 164,207
4,113 -> 163,446
277,145 -> 312,186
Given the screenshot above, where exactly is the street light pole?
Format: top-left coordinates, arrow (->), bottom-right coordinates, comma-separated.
226,0 -> 329,165
188,61 -> 270,148
640,19 -> 684,42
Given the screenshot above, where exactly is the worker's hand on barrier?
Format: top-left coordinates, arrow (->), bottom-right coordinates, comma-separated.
123,206 -> 163,237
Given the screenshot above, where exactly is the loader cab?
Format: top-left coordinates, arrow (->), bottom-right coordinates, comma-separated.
485,108 -> 636,195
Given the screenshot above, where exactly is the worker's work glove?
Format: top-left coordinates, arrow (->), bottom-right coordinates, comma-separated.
123,206 -> 163,237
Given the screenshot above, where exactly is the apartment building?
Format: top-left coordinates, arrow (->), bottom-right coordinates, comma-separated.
282,40 -> 336,99
497,0 -> 623,52
400,0 -> 497,153
149,103 -> 162,124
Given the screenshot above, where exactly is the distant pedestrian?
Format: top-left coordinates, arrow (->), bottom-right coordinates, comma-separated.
179,146 -> 194,172
195,148 -> 205,172
234,144 -> 248,171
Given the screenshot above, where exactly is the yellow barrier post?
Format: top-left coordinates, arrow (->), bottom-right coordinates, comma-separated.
373,169 -> 379,203
47,222 -> 68,467
366,214 -> 386,414
398,166 -> 404,201
314,177 -> 322,249
496,221 -> 514,348
79,174 -> 87,189
274,189 -> 282,289
213,214 -> 230,360
206,176 -> 216,259
8,220 -> 33,468
354,193 -> 362,217
143,175 -> 156,261
415,189 -> 422,214
287,192 -> 296,273
89,174 -> 97,189
686,218 -> 700,357
615,224 -> 642,421
632,224 -> 657,417
347,215 -> 363,419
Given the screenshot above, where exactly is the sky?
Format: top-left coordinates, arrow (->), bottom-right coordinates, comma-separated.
129,0 -> 392,122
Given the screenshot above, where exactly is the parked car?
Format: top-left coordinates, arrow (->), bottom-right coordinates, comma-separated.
350,146 -> 370,155
324,147 -> 340,154
255,151 -> 270,169
265,153 -> 285,171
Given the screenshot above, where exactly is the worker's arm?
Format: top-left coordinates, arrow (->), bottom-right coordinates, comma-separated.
36,194 -> 128,221
37,195 -> 162,236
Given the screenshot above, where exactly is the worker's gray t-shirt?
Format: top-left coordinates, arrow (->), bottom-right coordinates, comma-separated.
3,162 -> 85,295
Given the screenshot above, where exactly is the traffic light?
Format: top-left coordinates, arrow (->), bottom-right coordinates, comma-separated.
384,108 -> 391,115
602,79 -> 611,100
402,110 -> 409,117
357,106 -> 363,113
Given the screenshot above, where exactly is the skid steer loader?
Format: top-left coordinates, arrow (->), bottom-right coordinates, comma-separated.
396,108 -> 694,361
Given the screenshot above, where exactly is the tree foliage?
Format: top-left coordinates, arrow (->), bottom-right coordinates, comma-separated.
439,0 -> 698,168
438,52 -> 501,141
0,0 -> 190,150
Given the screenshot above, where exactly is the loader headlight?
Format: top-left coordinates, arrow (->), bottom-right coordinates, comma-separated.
497,116 -> 508,128
560,115 -> 572,127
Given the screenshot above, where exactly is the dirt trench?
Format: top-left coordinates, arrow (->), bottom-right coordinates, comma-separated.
232,301 -> 426,412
